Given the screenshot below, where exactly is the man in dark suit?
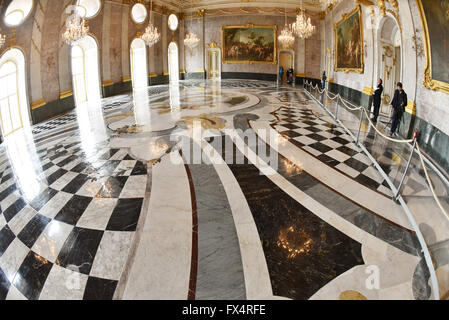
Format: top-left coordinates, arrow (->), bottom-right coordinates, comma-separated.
371,79 -> 383,123
389,82 -> 407,136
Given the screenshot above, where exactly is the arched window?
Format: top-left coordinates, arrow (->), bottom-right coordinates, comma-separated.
71,35 -> 101,106
4,0 -> 33,26
130,38 -> 148,89
0,48 -> 29,137
168,42 -> 179,82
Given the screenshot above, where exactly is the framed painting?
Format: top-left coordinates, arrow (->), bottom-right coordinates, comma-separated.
334,5 -> 364,73
417,0 -> 449,94
222,24 -> 277,64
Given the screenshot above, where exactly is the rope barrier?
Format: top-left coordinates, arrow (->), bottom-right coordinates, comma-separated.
416,143 -> 449,221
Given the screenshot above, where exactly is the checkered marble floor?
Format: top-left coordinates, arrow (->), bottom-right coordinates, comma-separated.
0,135 -> 147,300
271,103 -> 393,196
31,95 -> 132,136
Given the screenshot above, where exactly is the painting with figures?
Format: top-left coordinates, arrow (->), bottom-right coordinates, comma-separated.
222,25 -> 277,64
334,5 -> 364,73
418,0 -> 449,94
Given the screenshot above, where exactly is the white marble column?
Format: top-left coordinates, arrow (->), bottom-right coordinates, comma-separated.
162,13 -> 168,75
179,17 -> 185,72
121,4 -> 130,81
30,0 -> 48,105
58,0 -> 72,95
148,11 -> 156,77
101,1 -> 112,82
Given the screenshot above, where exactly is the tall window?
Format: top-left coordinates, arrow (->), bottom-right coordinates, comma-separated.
71,35 -> 101,106
130,38 -> 148,89
168,42 -> 179,82
0,61 -> 22,136
71,45 -> 87,104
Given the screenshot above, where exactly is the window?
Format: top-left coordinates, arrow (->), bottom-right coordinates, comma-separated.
71,46 -> 87,104
168,14 -> 178,31
4,0 -> 33,26
131,3 -> 147,24
130,38 -> 148,89
71,35 -> 101,106
0,62 -> 22,136
76,0 -> 101,19
0,48 -> 29,138
168,42 -> 179,82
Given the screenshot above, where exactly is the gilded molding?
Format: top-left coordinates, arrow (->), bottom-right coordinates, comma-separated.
333,5 -> 364,74
31,98 -> 46,110
222,24 -> 277,65
417,0 -> 449,94
101,80 -> 115,87
59,90 -> 73,99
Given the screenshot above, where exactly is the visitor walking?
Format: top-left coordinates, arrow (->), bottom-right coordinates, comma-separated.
371,78 -> 383,123
389,82 -> 407,136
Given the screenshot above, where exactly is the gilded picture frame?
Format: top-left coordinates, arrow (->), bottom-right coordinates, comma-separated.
417,0 -> 449,94
222,24 -> 277,64
333,5 -> 364,74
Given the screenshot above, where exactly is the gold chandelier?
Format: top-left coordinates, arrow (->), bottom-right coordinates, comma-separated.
62,13 -> 89,45
141,0 -> 160,47
291,8 -> 315,39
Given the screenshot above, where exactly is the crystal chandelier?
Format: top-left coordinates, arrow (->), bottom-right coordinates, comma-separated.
278,27 -> 295,48
184,32 -> 200,49
184,0 -> 200,49
62,13 -> 89,45
278,2 -> 295,48
291,8 -> 315,39
141,24 -> 160,47
141,0 -> 160,47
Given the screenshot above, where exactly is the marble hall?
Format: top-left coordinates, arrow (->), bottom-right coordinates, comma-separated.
0,0 -> 448,302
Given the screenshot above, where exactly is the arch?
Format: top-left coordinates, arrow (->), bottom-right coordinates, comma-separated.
76,0 -> 101,19
71,35 -> 101,106
168,42 -> 179,82
130,37 -> 148,89
278,49 -> 295,84
0,48 -> 30,137
207,46 -> 221,80
375,14 -> 402,116
4,0 -> 34,26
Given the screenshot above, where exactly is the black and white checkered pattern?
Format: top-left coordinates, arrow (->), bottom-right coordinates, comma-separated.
0,138 -> 147,300
271,105 -> 393,196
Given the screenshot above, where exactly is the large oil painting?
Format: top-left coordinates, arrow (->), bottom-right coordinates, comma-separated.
418,0 -> 449,94
334,5 -> 364,73
222,25 -> 277,64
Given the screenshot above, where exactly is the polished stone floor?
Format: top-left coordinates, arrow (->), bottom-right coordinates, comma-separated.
0,80 -> 447,300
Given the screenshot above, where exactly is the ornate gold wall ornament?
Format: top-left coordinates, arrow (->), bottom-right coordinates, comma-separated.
388,0 -> 399,12
405,101 -> 416,115
195,9 -> 205,18
377,0 -> 386,16
411,29 -> 424,59
333,5 -> 364,74
417,0 -> 449,94
208,42 -> 219,48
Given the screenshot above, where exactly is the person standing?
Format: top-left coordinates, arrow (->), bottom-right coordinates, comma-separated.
321,71 -> 327,90
389,82 -> 407,136
279,66 -> 284,84
371,79 -> 383,123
